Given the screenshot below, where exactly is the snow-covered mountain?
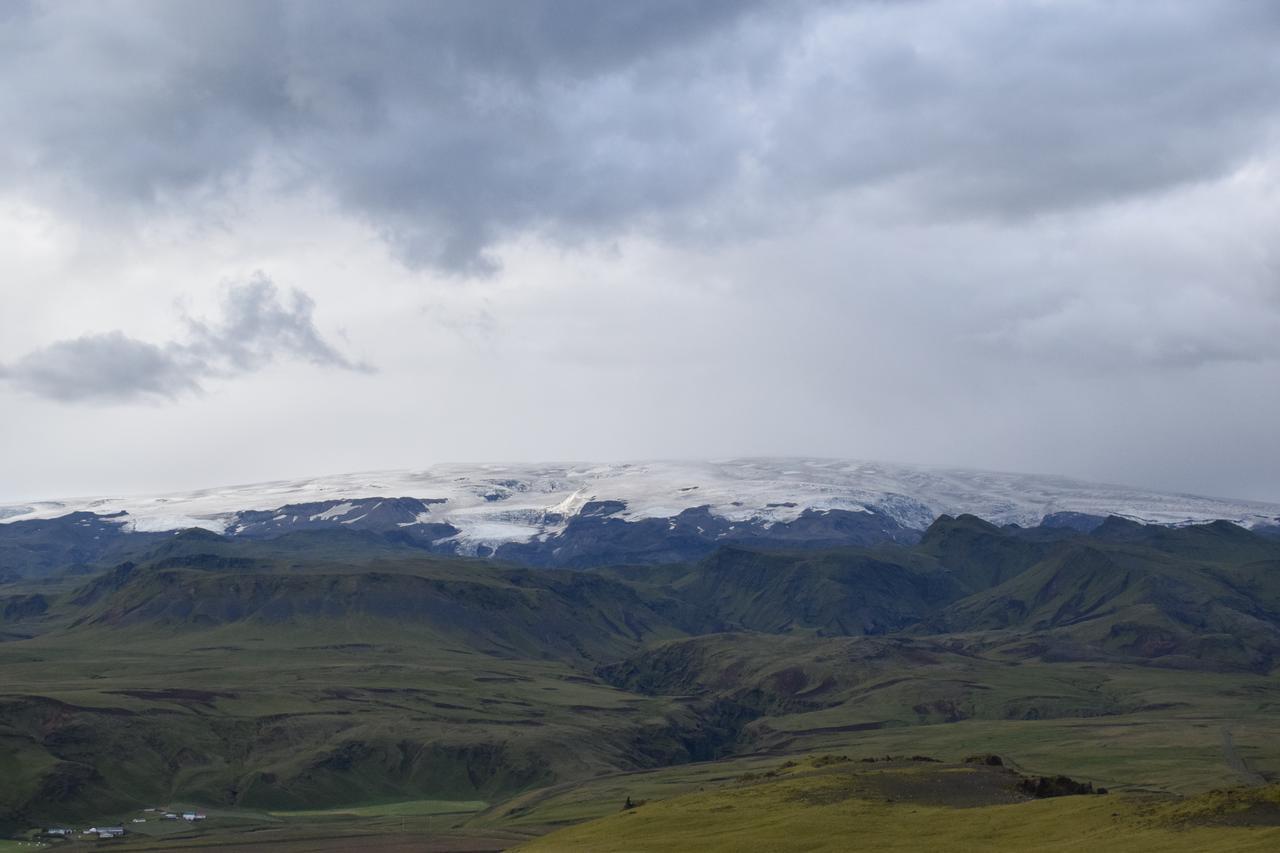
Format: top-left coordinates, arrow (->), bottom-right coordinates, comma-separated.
3,459 -> 1277,559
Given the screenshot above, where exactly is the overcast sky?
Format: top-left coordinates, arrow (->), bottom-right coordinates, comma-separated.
2,0 -> 1279,503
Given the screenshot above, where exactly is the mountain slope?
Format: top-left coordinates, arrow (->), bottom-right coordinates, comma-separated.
935,525 -> 1280,670
4,460 -> 1276,570
661,546 -> 962,636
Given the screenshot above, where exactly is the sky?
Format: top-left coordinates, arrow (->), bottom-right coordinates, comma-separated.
2,0 -> 1279,504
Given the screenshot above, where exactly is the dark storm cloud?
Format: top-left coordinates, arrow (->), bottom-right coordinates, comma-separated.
0,0 -> 791,272
3,1 -> 1276,273
0,277 -> 369,403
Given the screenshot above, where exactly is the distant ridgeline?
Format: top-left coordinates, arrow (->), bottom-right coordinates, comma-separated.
4,511 -> 1280,673
4,460 -> 1278,575
2,493 -> 1278,579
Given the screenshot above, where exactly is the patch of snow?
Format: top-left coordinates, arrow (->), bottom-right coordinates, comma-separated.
3,459 -> 1278,548
312,502 -> 356,521
549,489 -> 593,518
130,514 -> 226,534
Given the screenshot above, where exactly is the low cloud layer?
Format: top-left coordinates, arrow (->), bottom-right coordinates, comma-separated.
0,277 -> 368,402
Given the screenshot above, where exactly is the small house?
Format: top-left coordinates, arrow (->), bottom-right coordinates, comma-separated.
97,826 -> 126,838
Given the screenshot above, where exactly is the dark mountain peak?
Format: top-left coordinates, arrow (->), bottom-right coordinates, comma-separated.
577,500 -> 628,519
922,514 -> 1002,541
70,561 -> 139,607
225,496 -> 448,539
1039,511 -> 1107,533
1088,517 -> 1276,565
955,513 -> 1002,530
1089,516 -> 1147,541
920,514 -> 1058,592
1201,519 -> 1252,537
169,527 -> 227,543
134,528 -> 235,565
0,511 -> 172,580
920,514 -> 1012,554
65,509 -> 128,522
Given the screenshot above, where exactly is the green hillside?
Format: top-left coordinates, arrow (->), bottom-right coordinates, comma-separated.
2,518 -> 1279,847
518,758 -> 1280,853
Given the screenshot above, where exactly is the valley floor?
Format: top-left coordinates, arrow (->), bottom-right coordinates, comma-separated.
27,756 -> 1280,851
6,518 -> 1280,849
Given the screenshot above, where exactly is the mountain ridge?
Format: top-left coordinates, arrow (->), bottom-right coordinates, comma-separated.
3,460 -> 1277,557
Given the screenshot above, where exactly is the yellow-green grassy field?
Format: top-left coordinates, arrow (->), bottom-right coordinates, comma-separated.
519,765 -> 1280,853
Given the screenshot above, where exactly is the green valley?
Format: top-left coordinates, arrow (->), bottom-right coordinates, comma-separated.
2,515 -> 1279,848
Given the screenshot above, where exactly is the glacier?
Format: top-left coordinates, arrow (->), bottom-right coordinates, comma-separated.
2,458 -> 1277,552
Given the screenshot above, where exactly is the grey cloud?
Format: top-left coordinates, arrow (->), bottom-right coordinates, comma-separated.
0,0 -> 792,273
765,1 -> 1280,219
943,265 -> 1280,372
0,276 -> 369,402
0,332 -> 198,402
183,277 -> 365,373
5,1 -> 1276,273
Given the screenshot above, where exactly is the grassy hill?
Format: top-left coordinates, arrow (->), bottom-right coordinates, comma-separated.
934,534 -> 1280,671
517,757 -> 1280,852
2,517 -> 1280,846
